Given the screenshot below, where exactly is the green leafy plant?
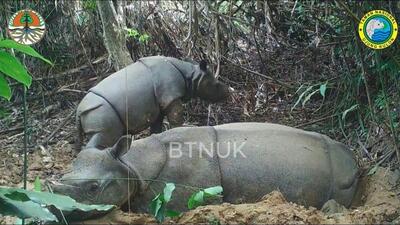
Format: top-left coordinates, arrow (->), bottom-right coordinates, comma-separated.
138,34 -> 150,44
187,186 -> 223,210
374,90 -> 387,110
291,82 -> 328,111
0,187 -> 114,223
0,108 -> 9,119
82,0 -> 97,11
149,183 -> 224,222
319,83 -> 327,98
0,39 -> 52,100
126,28 -> 140,38
33,176 -> 41,192
149,183 -> 180,222
341,104 -> 358,124
125,28 -> 151,44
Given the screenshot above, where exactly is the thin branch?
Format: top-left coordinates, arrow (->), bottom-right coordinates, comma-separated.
43,110 -> 75,144
335,0 -> 359,22
221,56 -> 293,89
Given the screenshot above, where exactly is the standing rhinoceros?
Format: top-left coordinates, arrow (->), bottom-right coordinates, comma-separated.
76,56 -> 232,150
53,122 -> 359,212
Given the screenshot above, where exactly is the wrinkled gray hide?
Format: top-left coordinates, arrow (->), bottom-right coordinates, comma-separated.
76,56 -> 231,150
54,122 -> 359,212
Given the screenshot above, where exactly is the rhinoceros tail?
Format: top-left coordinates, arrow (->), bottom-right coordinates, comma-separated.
75,111 -> 83,153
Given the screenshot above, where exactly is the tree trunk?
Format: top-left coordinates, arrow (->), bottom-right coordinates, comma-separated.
97,0 -> 132,71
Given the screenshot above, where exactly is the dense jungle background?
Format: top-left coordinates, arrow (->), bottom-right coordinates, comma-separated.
0,0 -> 400,224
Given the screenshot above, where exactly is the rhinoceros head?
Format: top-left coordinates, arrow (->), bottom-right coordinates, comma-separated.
51,136 -> 136,206
194,60 -> 233,102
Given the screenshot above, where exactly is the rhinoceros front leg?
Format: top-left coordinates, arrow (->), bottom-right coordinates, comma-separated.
165,99 -> 184,128
79,104 -> 125,149
150,114 -> 164,134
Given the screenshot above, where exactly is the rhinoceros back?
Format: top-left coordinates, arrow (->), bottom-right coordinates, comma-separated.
89,62 -> 160,133
139,56 -> 189,109
213,122 -> 358,208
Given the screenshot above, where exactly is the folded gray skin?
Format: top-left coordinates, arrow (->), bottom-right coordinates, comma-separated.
75,56 -> 231,150
53,122 -> 359,212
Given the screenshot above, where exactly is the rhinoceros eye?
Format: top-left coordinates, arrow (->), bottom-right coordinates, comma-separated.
88,182 -> 99,192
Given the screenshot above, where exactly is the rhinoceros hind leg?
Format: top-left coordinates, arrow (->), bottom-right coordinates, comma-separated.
328,140 -> 360,207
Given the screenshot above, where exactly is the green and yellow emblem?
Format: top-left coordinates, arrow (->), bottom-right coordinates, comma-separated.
358,10 -> 397,49
8,9 -> 46,45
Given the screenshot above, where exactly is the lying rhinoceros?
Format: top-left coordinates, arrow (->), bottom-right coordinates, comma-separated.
53,122 -> 359,212
76,56 -> 232,150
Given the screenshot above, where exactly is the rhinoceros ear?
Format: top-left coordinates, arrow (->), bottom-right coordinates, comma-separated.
110,135 -> 132,158
199,59 -> 207,71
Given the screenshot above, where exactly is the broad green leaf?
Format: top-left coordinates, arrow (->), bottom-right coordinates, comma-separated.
341,104 -> 359,121
34,176 -> 41,192
204,186 -> 223,196
149,183 -> 176,222
0,196 -> 58,222
0,187 -> 114,222
24,190 -> 113,212
149,194 -> 161,213
149,196 -> 163,221
319,83 -> 327,97
163,183 -> 175,203
4,191 -> 30,202
0,40 -> 52,65
188,186 -> 223,209
0,51 -> 32,87
193,191 -> 204,202
0,74 -> 11,100
155,204 -> 165,222
188,190 -> 204,209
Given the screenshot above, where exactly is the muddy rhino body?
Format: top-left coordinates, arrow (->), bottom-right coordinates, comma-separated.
76,56 -> 230,150
54,122 -> 359,212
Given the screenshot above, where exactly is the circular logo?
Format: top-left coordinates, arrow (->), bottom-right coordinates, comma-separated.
8,9 -> 46,45
358,10 -> 398,49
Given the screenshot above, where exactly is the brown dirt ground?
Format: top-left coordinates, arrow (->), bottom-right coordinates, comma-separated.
0,105 -> 399,224
0,64 -> 398,224
72,167 -> 400,225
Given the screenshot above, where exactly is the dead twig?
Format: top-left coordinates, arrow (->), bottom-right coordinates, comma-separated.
207,104 -> 212,126
9,56 -> 106,87
295,114 -> 336,128
222,56 -> 293,89
335,1 -> 360,22
57,88 -> 88,94
43,110 -> 75,144
357,139 -> 373,160
8,132 -> 24,140
0,126 -> 24,135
